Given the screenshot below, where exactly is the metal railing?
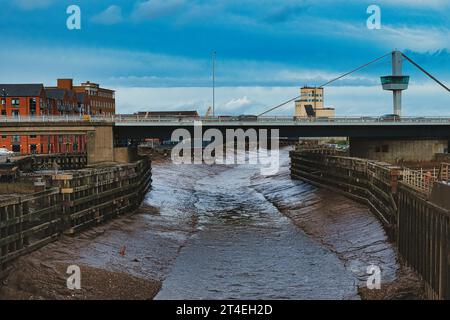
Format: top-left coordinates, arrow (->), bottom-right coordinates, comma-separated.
0,115 -> 114,123
438,162 -> 450,182
2,115 -> 450,125
402,168 -> 438,194
402,163 -> 450,194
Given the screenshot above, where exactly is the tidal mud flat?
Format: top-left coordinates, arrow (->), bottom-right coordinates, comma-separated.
0,149 -> 424,300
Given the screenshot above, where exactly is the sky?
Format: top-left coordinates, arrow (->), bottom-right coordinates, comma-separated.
0,0 -> 449,116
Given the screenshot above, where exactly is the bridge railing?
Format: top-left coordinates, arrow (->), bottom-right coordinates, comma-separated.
113,115 -> 450,124
2,114 -> 450,124
0,115 -> 114,123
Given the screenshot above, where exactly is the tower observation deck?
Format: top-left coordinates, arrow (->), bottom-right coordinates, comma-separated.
381,51 -> 410,116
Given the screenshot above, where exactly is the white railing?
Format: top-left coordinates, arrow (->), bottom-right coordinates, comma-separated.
113,115 -> 450,125
1,115 -> 450,125
402,167 -> 439,194
0,115 -> 114,123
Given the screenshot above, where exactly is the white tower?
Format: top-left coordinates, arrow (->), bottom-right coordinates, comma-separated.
381,51 -> 410,116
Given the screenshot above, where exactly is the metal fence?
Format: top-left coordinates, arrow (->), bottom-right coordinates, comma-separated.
2,115 -> 450,125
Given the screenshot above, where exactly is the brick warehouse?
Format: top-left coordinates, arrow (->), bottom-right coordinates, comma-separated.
0,79 -> 115,154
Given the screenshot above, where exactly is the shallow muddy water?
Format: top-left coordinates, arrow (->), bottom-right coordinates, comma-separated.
148,148 -> 398,299
0,147 -> 406,300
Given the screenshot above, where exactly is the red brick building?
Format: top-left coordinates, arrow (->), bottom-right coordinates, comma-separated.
73,81 -> 115,115
0,84 -> 48,153
0,79 -> 115,155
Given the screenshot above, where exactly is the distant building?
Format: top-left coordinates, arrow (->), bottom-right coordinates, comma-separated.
73,81 -> 115,115
136,111 -> 199,118
295,87 -> 335,118
45,88 -> 78,115
47,79 -> 115,116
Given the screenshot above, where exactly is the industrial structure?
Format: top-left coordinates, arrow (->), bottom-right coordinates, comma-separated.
294,87 -> 335,118
381,51 -> 410,116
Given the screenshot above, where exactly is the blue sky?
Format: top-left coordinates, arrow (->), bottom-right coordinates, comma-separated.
0,0 -> 449,115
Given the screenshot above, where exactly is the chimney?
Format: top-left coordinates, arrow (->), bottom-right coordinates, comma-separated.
57,79 -> 73,90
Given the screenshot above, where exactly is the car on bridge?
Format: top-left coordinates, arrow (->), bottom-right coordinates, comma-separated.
379,114 -> 401,122
238,115 -> 258,121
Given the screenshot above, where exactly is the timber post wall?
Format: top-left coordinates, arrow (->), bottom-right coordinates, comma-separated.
290,149 -> 450,300
0,158 -> 152,278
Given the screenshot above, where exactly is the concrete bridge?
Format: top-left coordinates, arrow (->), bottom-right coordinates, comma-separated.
2,115 -> 450,163
113,115 -> 450,138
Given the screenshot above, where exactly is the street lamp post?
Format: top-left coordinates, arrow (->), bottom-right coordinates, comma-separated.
212,51 -> 216,117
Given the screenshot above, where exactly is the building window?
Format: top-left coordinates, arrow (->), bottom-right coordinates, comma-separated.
12,135 -> 20,143
12,145 -> 20,153
29,98 -> 37,115
1,110 -> 6,116
30,144 -> 37,154
1,98 -> 5,105
11,98 -> 20,106
29,135 -> 37,139
12,110 -> 19,117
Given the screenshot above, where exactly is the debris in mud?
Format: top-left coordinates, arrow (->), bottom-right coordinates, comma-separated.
119,245 -> 127,257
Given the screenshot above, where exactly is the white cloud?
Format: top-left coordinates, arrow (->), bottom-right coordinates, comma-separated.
378,25 -> 450,52
15,0 -> 53,10
92,5 -> 124,25
293,17 -> 450,52
224,97 -> 253,110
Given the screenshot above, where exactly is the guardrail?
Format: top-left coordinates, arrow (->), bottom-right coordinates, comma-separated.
2,115 -> 450,125
401,163 -> 450,195
113,115 -> 450,124
0,115 -> 113,123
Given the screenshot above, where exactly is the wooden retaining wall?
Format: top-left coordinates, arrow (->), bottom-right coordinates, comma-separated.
290,150 -> 400,231
290,149 -> 450,299
31,153 -> 88,171
0,158 -> 152,278
397,185 -> 449,299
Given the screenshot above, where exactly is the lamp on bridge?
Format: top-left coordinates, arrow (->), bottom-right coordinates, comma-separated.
381,51 -> 410,117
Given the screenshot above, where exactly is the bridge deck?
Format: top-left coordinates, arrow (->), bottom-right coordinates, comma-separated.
1,115 -> 450,126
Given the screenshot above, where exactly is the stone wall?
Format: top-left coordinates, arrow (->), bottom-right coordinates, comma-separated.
350,138 -> 448,163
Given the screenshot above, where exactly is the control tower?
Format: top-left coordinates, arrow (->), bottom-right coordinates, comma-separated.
381,51 -> 410,116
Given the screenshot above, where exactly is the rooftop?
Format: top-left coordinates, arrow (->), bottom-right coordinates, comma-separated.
0,84 -> 44,97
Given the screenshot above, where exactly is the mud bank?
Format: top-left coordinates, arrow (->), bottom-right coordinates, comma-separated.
0,211 -> 163,300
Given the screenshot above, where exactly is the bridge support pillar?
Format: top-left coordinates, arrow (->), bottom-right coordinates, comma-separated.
86,126 -> 114,165
349,138 -> 449,163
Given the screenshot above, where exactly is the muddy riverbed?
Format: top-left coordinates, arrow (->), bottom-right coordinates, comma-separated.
0,148 -> 424,300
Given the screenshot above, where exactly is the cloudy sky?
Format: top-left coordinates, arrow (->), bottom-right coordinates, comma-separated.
0,0 -> 449,115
